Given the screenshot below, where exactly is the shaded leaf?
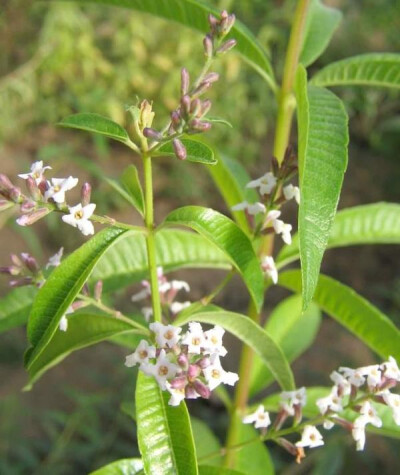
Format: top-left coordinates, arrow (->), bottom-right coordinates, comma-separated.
191,417 -> 222,466
121,164 -> 145,215
235,424 -> 274,475
198,467 -> 243,475
156,138 -> 216,165
0,286 -> 37,333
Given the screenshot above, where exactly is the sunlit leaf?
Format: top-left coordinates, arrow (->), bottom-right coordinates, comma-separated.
90,457 -> 144,474
121,164 -> 145,215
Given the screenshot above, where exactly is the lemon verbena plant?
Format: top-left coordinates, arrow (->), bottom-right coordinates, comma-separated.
1,1 -> 400,474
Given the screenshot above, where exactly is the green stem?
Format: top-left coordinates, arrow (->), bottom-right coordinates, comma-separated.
143,153 -> 162,322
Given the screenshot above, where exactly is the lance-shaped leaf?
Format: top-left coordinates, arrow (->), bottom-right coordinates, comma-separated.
121,164 -> 144,215
90,458 -> 144,474
300,0 -> 342,67
91,229 -> 230,292
199,467 -> 244,475
207,153 -> 257,235
26,313 -> 144,389
191,417 -> 222,467
176,310 -> 295,390
295,65 -> 349,309
162,207 -> 264,311
136,373 -> 198,475
277,203 -> 400,267
0,286 -> 37,333
279,270 -> 400,361
311,53 -> 400,89
235,425 -> 274,475
25,227 -> 131,368
156,138 -> 216,165
58,113 -> 131,144
69,0 -> 276,91
250,295 -> 321,396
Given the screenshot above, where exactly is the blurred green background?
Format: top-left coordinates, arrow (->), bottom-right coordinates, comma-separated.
0,0 -> 400,473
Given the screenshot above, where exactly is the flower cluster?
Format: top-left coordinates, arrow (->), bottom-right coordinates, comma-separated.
0,161 -> 96,236
142,11 -> 236,161
131,267 -> 191,321
125,321 -> 238,406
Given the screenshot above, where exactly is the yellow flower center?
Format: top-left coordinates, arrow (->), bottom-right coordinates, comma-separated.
74,210 -> 84,220
158,365 -> 169,376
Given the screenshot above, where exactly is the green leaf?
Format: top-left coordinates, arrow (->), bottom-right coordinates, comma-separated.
206,117 -> 233,128
90,458 -> 144,475
136,373 -> 198,475
163,206 -> 264,311
176,310 -> 295,391
25,227 -> 131,369
91,229 -> 230,292
191,417 -> 222,466
300,0 -> 342,67
25,314 -> 144,389
311,53 -> 400,89
250,295 -> 321,396
235,424 -> 274,475
198,467 -> 243,475
121,164 -> 145,215
104,177 -> 141,210
279,270 -> 400,361
70,0 -> 276,91
207,154 -> 257,235
58,113 -> 130,144
277,203 -> 400,267
0,286 -> 37,333
295,65 -> 349,309
156,138 -> 216,165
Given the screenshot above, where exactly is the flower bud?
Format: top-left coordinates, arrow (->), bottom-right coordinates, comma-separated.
207,14 -> 218,34
200,100 -> 212,117
277,437 -> 298,457
0,266 -> 19,276
9,187 -> 22,203
171,110 -> 181,129
173,139 -> 187,161
20,200 -> 36,214
181,68 -> 190,96
21,253 -> 39,274
0,174 -> 14,193
216,39 -> 237,54
177,353 -> 189,370
71,300 -> 87,311
143,127 -> 163,142
26,176 -> 41,201
193,380 -> 211,399
197,356 -> 211,369
189,119 -> 212,133
10,277 -> 32,287
38,179 -> 49,195
94,280 -> 103,301
180,95 -> 191,118
220,12 -> 235,36
192,81 -> 211,98
203,72 -> 219,84
81,182 -> 92,207
187,364 -> 201,380
203,34 -> 214,58
185,385 -> 199,399
139,99 -> 155,129
190,98 -> 201,117
16,208 -> 50,226
170,375 -> 187,390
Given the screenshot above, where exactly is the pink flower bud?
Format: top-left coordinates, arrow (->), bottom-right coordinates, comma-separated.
198,357 -> 211,369
81,182 -> 92,207
216,39 -> 237,54
26,176 -> 41,201
9,187 -> 22,203
193,380 -> 211,399
181,67 -> 190,96
21,253 -> 39,274
200,100 -> 212,117
171,110 -> 181,129
177,353 -> 189,369
180,95 -> 191,118
189,119 -> 212,133
10,277 -> 32,287
16,208 -> 49,226
207,14 -> 218,34
20,200 -> 36,214
170,375 -> 187,390
38,180 -> 49,195
143,128 -> 163,141
0,174 -> 14,192
94,280 -> 103,301
190,98 -> 201,117
203,34 -> 214,57
185,385 -> 199,399
173,139 -> 187,161
187,364 -> 201,380
192,81 -> 211,97
203,72 -> 219,84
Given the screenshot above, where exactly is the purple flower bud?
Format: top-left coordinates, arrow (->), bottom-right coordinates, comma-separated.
173,139 -> 187,161
177,353 -> 189,369
200,100 -> 212,117
21,253 -> 39,274
216,39 -> 237,54
203,34 -> 214,58
94,280 -> 103,301
143,127 -> 163,141
185,385 -> 199,399
11,254 -> 23,267
277,438 -> 298,457
10,277 -> 32,288
189,119 -> 212,133
187,364 -> 201,380
171,110 -> 181,128
81,182 -> 92,207
9,187 -> 22,203
20,200 -> 36,214
38,180 -> 49,195
16,208 -> 49,226
198,356 -> 210,369
26,176 -> 41,201
170,375 -> 187,390
0,266 -> 19,276
180,95 -> 191,118
207,14 -> 218,34
203,72 -> 219,84
192,81 -> 211,98
193,380 -> 211,399
220,12 -> 235,36
190,98 -> 201,117
71,300 -> 86,311
181,67 -> 190,96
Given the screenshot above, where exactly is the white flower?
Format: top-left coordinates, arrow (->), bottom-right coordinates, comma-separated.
338,367 -> 365,387
165,381 -> 186,406
316,387 -> 343,415
45,177 -> 78,203
170,301 -> 191,315
181,322 -> 206,354
46,247 -> 64,269
382,356 -> 400,381
150,350 -> 179,390
246,172 -> 277,195
261,256 -> 278,284
203,325 -> 227,357
243,405 -> 271,429
125,340 -> 156,367
330,370 -> 352,396
18,161 -> 51,184
359,400 -> 383,428
359,364 -> 382,387
203,354 -> 239,391
283,184 -> 300,204
382,392 -> 400,425
352,418 -> 367,451
131,285 -> 151,302
231,201 -> 266,216
141,307 -> 153,322
62,203 -> 96,236
265,210 -> 281,223
280,387 -> 307,415
295,425 -> 324,448
149,322 -> 182,348
273,219 -> 292,245
59,306 -> 74,332
159,280 -> 190,294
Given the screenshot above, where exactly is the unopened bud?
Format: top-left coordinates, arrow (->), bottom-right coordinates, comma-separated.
181,68 -> 190,96
0,266 -> 19,276
171,110 -> 181,129
177,353 -> 189,370
9,187 -> 22,203
10,277 -> 32,287
189,119 -> 212,133
197,356 -> 210,369
170,375 -> 187,390
21,253 -> 39,274
203,34 -> 214,58
190,98 -> 201,117
143,127 -> 163,142
200,100 -> 212,117
173,139 -> 187,161
187,364 -> 201,380
71,300 -> 87,311
207,14 -> 218,34
220,12 -> 235,36
216,39 -> 237,54
185,385 -> 199,399
20,200 -> 36,214
81,182 -> 92,207
38,180 -> 49,195
192,81 -> 211,97
193,380 -> 211,399
180,95 -> 191,118
16,208 -> 50,226
203,72 -> 219,84
26,176 -> 41,201
94,280 -> 103,301
0,174 -> 14,192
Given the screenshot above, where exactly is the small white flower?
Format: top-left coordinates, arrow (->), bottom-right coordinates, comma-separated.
149,322 -> 182,348
359,400 -> 383,428
45,177 -> 79,203
165,381 -> 186,406
18,161 -> 51,184
59,306 -> 74,332
181,322 -> 206,354
283,184 -> 300,204
203,354 -> 239,391
323,419 -> 336,430
131,286 -> 151,302
265,209 -> 281,223
382,356 -> 400,381
261,256 -> 278,284
316,387 -> 343,415
46,247 -> 64,269
338,367 -> 365,387
359,364 -> 382,387
273,219 -> 292,245
352,417 -> 367,451
231,201 -> 266,216
246,172 -> 277,195
151,350 -> 180,390
295,425 -> 324,448
125,340 -> 156,367
280,387 -> 307,415
170,301 -> 191,315
243,405 -> 271,429
203,325 -> 227,357
159,280 -> 190,294
330,370 -> 352,396
62,203 -> 96,236
141,307 -> 153,322
382,392 -> 400,425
